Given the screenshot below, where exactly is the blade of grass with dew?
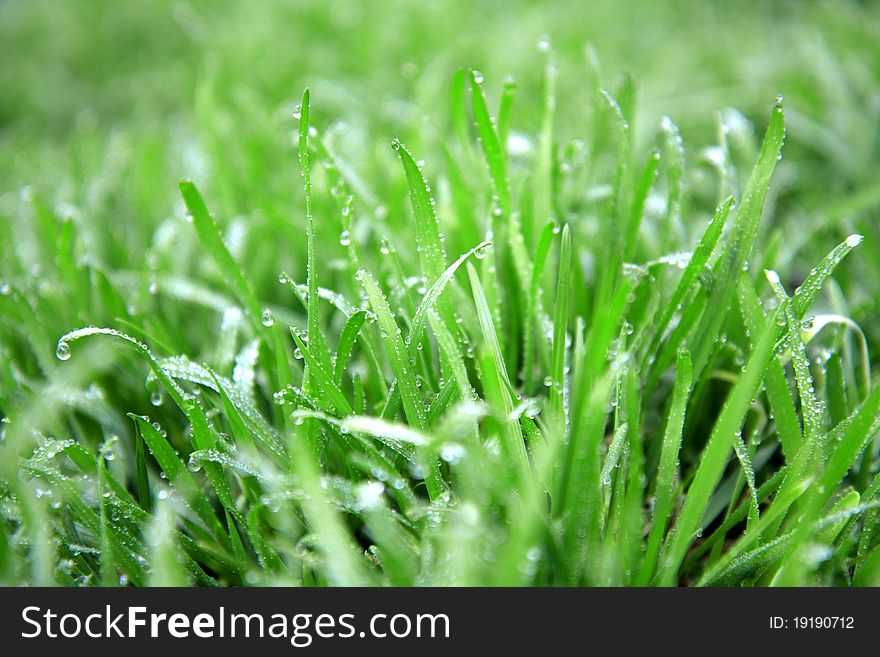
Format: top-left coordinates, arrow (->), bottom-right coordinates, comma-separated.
737,274 -> 802,460
467,262 -> 531,484
620,364 -> 645,582
358,269 -> 443,499
636,345 -> 692,585
392,139 -> 456,330
623,150 -> 661,262
497,76 -> 516,146
701,387 -> 880,582
691,99 -> 785,380
659,299 -> 789,585
471,69 -> 534,362
178,181 -> 262,330
523,220 -> 557,389
548,224 -> 571,428
131,414 -> 227,543
556,371 -> 614,584
645,197 -> 732,375
407,240 -> 492,361
333,309 -> 368,386
298,88 -> 333,373
287,424 -> 374,586
291,328 -> 353,416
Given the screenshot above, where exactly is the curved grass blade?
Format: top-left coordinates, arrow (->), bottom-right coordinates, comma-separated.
407,240 -> 492,361
334,309 -> 367,386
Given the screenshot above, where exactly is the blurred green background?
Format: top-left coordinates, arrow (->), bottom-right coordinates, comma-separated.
1,0 -> 878,351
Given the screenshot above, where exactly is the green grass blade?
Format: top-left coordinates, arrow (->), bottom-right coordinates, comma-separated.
692,99 -> 785,378
296,88 -> 332,376
549,224 -> 571,425
637,345 -> 692,585
291,328 -> 353,416
358,269 -> 443,498
737,275 -> 802,459
660,299 -> 788,584
178,180 -> 262,328
334,309 -> 368,385
467,262 -> 531,482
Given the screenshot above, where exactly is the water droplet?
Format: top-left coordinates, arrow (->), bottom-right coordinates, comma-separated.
261,309 -> 275,327
537,36 -> 552,52
440,443 -> 466,464
474,243 -> 491,260
764,269 -> 781,285
339,230 -> 351,246
56,341 -> 71,361
846,233 -> 864,248
150,390 -> 164,407
472,69 -> 484,84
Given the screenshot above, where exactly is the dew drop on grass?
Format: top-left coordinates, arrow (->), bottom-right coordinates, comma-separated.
55,341 -> 71,361
846,233 -> 864,248
537,36 -> 551,52
150,389 -> 164,407
474,244 -> 491,260
472,69 -> 484,84
339,230 -> 351,246
440,443 -> 466,464
261,309 -> 275,327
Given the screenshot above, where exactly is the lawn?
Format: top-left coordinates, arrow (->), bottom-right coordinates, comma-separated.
1,0 -> 879,586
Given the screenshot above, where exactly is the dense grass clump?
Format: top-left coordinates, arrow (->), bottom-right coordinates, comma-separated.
1,0 -> 879,586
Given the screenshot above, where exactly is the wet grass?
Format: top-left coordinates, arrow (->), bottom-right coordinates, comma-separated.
1,0 -> 879,586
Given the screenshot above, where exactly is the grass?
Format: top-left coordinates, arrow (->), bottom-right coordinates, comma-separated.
1,0 -> 880,586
